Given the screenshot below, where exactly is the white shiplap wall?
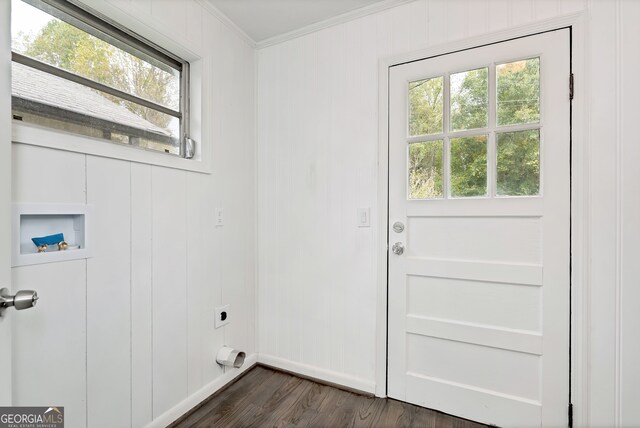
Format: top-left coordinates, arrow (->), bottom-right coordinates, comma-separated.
6,0 -> 640,426
257,0 -> 640,426
9,0 -> 256,427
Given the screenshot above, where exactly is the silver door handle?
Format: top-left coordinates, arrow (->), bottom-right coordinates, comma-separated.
0,288 -> 38,316
391,242 -> 404,255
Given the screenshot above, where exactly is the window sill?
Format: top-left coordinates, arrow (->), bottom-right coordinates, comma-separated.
12,121 -> 211,174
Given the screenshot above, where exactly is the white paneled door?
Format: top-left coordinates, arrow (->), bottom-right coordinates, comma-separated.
0,0 -> 11,406
388,30 -> 570,427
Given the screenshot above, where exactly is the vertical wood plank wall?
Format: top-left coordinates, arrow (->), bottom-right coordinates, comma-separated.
10,0 -> 256,427
256,0 -> 640,427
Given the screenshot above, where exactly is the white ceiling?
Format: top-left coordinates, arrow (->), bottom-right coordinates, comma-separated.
207,0 -> 395,43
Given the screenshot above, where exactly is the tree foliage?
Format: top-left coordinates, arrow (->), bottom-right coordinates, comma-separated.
409,77 -> 443,136
450,135 -> 487,197
409,141 -> 443,199
23,19 -> 177,130
450,68 -> 487,131
497,58 -> 540,126
496,130 -> 540,196
408,77 -> 444,198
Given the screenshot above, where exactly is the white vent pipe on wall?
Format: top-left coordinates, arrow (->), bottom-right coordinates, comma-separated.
216,346 -> 245,368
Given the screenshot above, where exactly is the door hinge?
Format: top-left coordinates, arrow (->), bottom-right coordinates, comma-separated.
568,403 -> 574,428
569,74 -> 574,100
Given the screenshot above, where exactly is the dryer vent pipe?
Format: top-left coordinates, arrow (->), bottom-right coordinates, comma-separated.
216,346 -> 245,368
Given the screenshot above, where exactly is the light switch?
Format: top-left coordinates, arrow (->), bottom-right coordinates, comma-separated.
357,208 -> 370,227
215,208 -> 224,226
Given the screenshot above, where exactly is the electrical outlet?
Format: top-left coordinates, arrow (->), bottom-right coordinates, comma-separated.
214,305 -> 230,328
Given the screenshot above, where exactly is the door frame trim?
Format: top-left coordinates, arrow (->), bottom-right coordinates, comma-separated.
375,12 -> 588,426
0,0 -> 12,406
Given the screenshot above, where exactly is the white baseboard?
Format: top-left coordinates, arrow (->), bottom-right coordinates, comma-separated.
145,353 -> 377,428
145,353 -> 258,428
257,354 -> 376,395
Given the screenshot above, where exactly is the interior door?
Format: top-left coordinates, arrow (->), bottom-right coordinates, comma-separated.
388,30 -> 570,427
0,0 -> 12,406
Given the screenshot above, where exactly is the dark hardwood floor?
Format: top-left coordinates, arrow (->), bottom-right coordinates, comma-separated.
171,365 -> 488,428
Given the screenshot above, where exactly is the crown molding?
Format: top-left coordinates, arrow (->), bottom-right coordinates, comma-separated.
255,0 -> 415,49
197,0 -> 257,48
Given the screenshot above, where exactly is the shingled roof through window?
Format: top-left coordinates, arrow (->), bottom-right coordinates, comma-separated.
11,62 -> 171,137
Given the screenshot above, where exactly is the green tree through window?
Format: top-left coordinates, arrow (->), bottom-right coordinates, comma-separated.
19,19 -> 178,131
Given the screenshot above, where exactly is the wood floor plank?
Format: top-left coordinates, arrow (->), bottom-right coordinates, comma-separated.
373,398 -> 419,428
274,381 -> 328,427
352,395 -> 385,427
175,367 -> 278,427
243,376 -> 313,427
173,365 -> 490,428
309,388 -> 358,427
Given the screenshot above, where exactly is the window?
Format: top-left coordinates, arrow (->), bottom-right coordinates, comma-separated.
408,57 -> 541,199
11,0 -> 190,157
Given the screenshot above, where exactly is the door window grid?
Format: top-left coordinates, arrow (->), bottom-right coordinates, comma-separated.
407,57 -> 541,200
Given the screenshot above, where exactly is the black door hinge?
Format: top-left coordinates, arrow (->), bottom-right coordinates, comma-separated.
568,403 -> 574,428
569,74 -> 574,100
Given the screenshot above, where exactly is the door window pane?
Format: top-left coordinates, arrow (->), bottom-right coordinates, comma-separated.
497,58 -> 540,126
409,140 -> 444,199
450,135 -> 488,197
409,77 -> 443,136
496,130 -> 540,196
450,68 -> 488,131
